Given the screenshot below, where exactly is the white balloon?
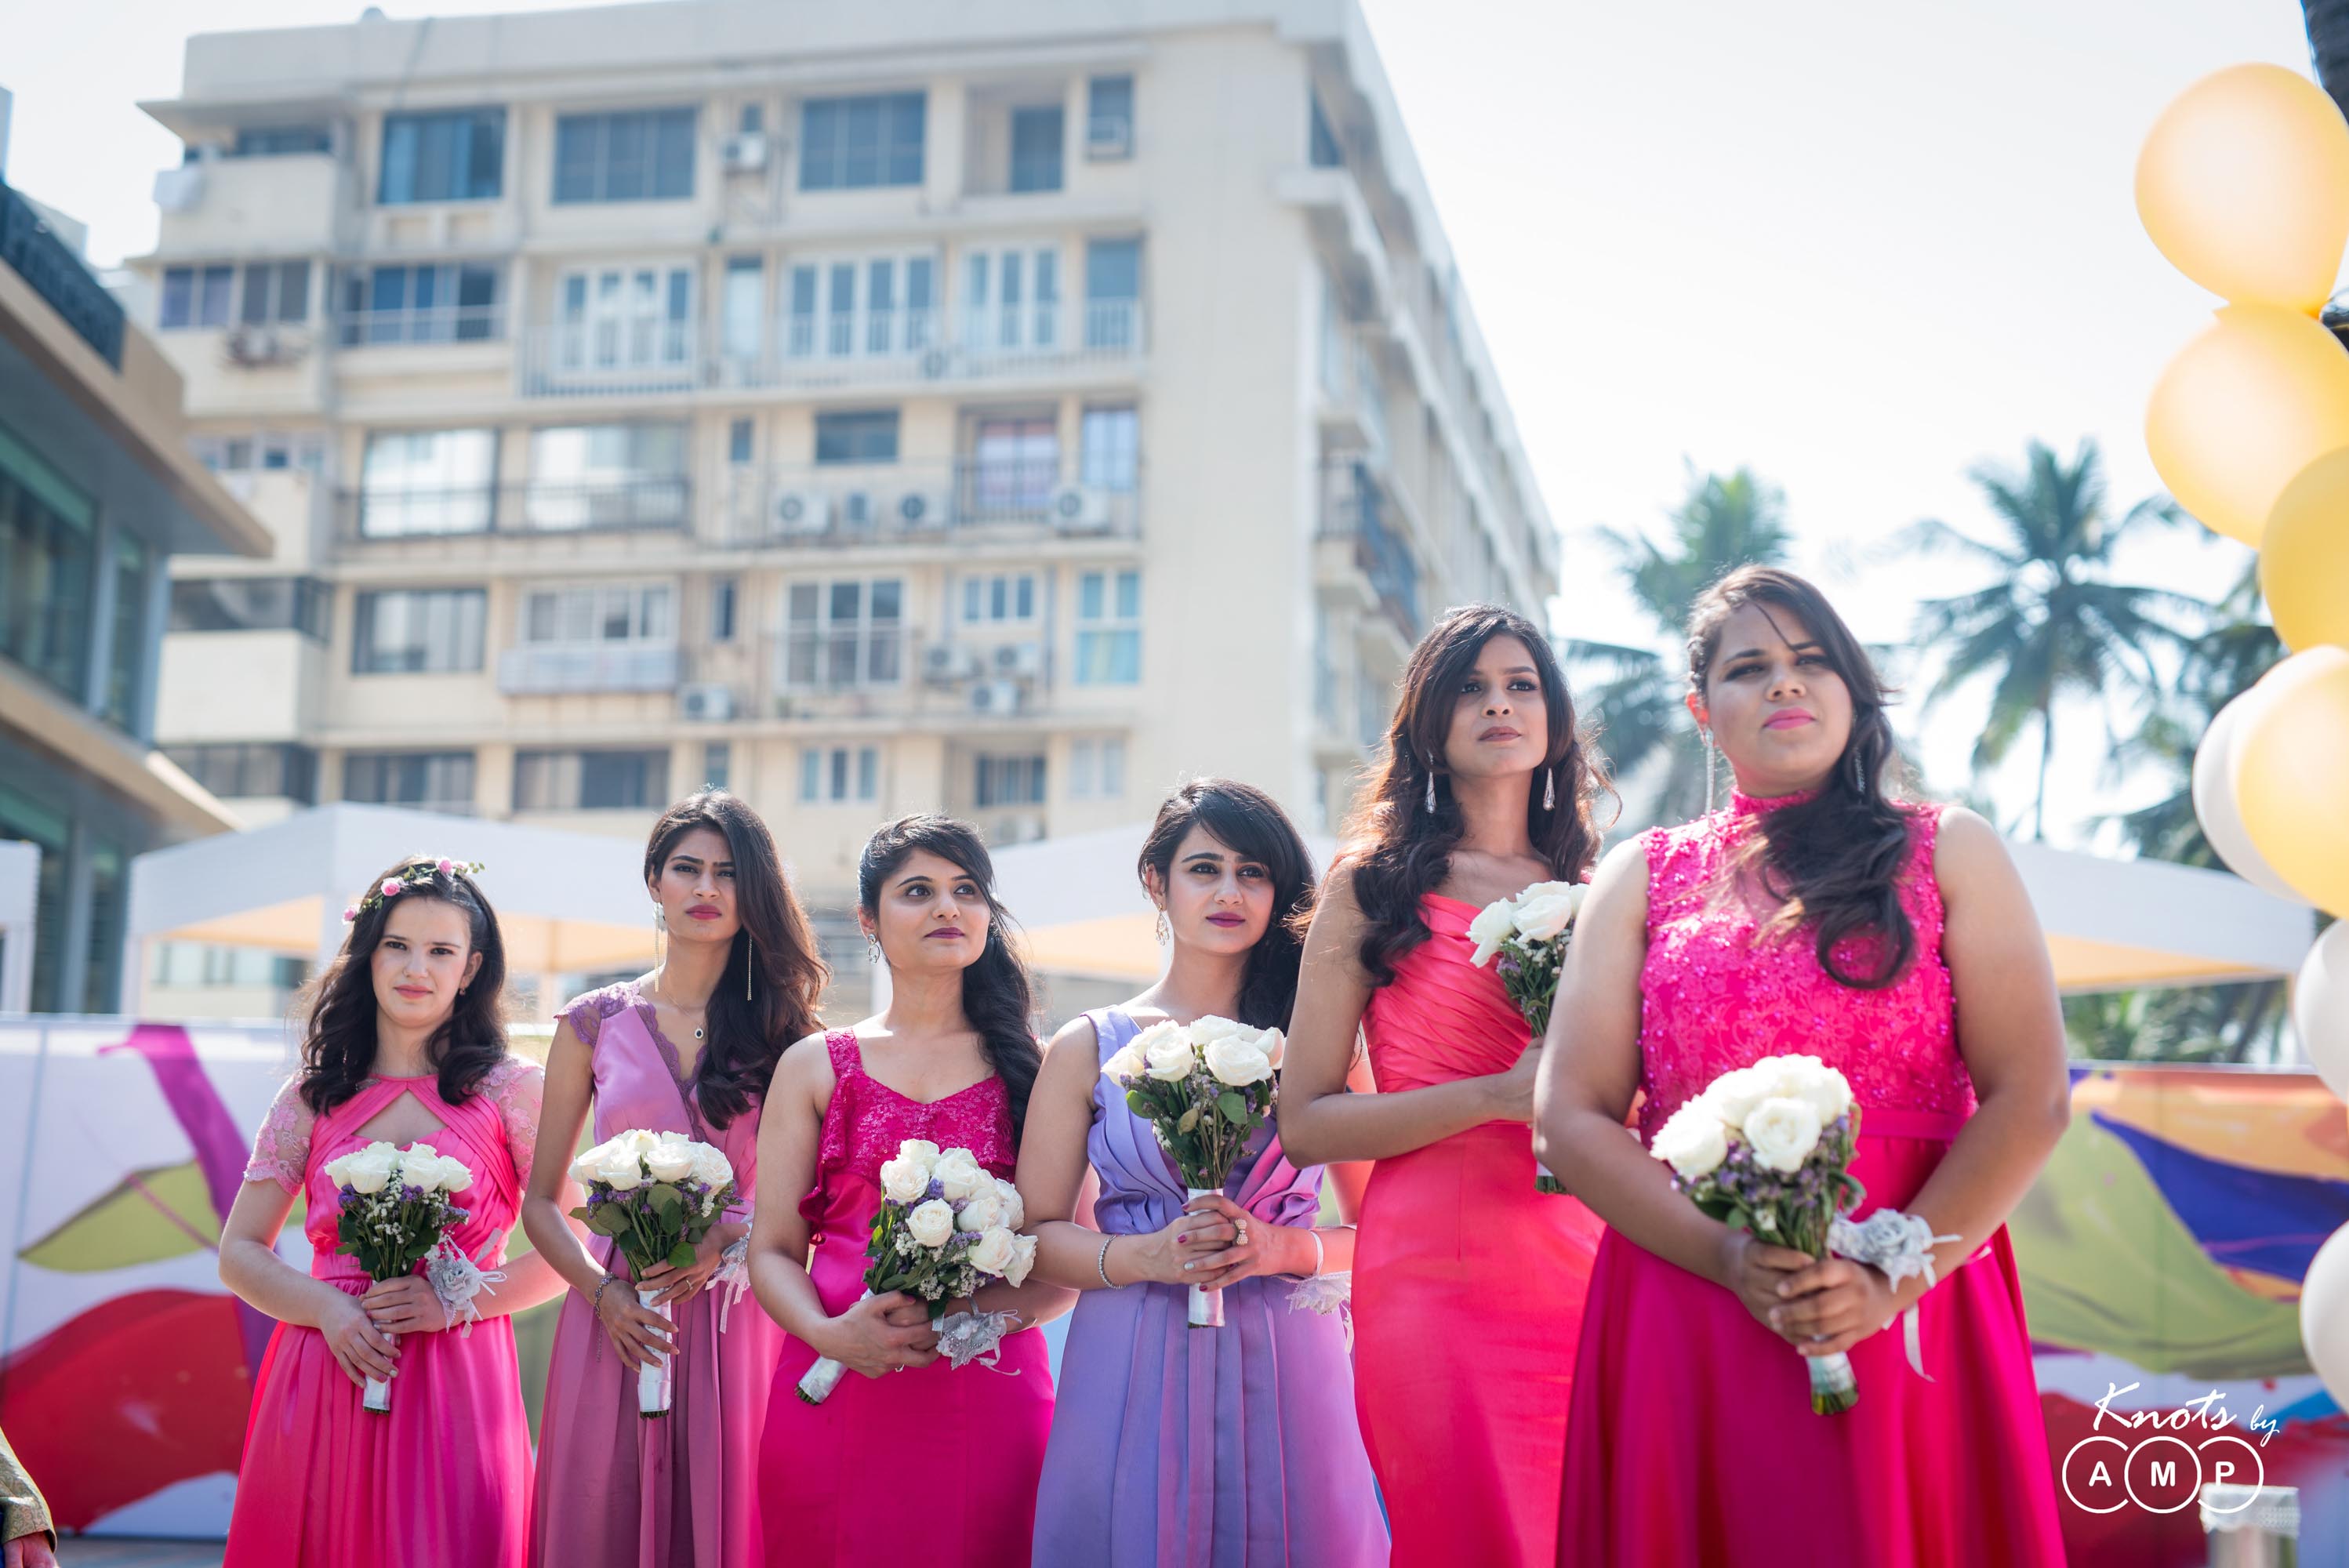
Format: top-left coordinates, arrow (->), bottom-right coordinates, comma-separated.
2296,920 -> 2349,1103
2193,691 -> 2306,902
2301,1222 -> 2349,1406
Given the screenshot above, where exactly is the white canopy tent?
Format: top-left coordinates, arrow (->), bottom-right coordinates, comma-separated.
992,823 -> 2317,998
120,803 -> 659,1013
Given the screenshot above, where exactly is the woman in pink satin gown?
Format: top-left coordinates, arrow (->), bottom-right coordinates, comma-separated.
218,857 -> 563,1567
749,816 -> 1067,1567
525,791 -> 828,1568
1281,604 -> 1610,1566
1537,568 -> 2070,1566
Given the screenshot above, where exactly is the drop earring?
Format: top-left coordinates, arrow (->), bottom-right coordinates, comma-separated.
1154,907 -> 1170,946
1851,750 -> 1868,796
746,935 -> 755,1001
1542,767 -> 1556,812
1424,758 -> 1438,815
1702,728 -> 1719,816
653,906 -> 666,968
866,934 -> 882,964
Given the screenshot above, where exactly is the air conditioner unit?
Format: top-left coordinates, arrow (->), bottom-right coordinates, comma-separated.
225,325 -> 306,367
1085,116 -> 1134,161
993,641 -> 1045,680
775,489 -> 832,535
1049,483 -> 1116,534
970,679 -> 1022,715
680,682 -> 736,721
840,490 -> 877,532
721,132 -> 770,173
896,487 -> 952,531
924,643 -> 982,684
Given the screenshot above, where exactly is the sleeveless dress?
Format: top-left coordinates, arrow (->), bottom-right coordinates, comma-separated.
757,1029 -> 1055,1567
1558,791 -> 2066,1566
1352,895 -> 1607,1567
532,980 -> 786,1568
224,1059 -> 542,1568
1032,1007 -> 1386,1567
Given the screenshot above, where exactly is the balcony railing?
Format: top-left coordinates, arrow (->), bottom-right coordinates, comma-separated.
1321,462 -> 1424,641
767,627 -> 1065,722
497,641 -> 681,695
519,300 -> 1145,399
337,476 -> 692,543
336,303 -> 507,348
0,179 -> 125,368
716,458 -> 1140,549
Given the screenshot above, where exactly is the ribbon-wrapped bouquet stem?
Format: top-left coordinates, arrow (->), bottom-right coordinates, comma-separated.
323,1139 -> 482,1414
1465,880 -> 1588,1195
568,1129 -> 739,1416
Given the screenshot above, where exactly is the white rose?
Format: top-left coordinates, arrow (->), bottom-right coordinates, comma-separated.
688,1142 -> 734,1191
1189,1015 -> 1247,1046
1467,897 -> 1519,967
618,1128 -> 659,1159
1650,1102 -> 1729,1181
1203,1033 -> 1275,1087
645,1132 -> 698,1184
955,1188 -> 1007,1232
1701,1065 -> 1774,1131
1135,1020 -> 1196,1082
906,1198 -> 956,1249
1102,1040 -> 1149,1083
398,1141 -> 443,1189
1742,1097 -> 1824,1174
968,1226 -> 1018,1277
321,1151 -> 357,1189
931,1148 -> 989,1201
995,1177 -> 1026,1232
1512,892 -> 1578,942
879,1152 -> 933,1205
1257,1028 -> 1286,1070
340,1142 -> 398,1195
895,1138 -> 942,1172
1006,1232 -> 1039,1288
434,1155 -> 474,1195
1762,1054 -> 1853,1126
594,1145 -> 645,1192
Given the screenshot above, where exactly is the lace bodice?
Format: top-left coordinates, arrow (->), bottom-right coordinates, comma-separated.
800,1029 -> 1018,1237
241,1057 -> 544,1194
1634,791 -> 1977,1141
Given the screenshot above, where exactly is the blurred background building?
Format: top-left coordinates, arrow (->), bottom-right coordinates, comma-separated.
128,0 -> 1556,1014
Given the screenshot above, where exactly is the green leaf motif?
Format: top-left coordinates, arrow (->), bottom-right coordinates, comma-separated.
21,1161 -> 222,1272
1217,1091 -> 1247,1125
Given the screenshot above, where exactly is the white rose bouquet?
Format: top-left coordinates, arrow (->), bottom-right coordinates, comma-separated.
1102,1014 -> 1284,1328
568,1127 -> 739,1416
323,1139 -> 480,1414
1648,1054 -> 1868,1414
796,1138 -> 1039,1404
1466,880 -> 1588,1194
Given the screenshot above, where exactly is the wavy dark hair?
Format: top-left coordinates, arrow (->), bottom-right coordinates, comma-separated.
1688,565 -> 1915,989
858,815 -> 1042,1143
1340,604 -> 1612,987
646,789 -> 829,1128
297,857 -> 509,1115
1138,779 -> 1317,1030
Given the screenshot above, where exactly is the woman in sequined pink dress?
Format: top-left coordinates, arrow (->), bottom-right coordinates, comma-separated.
1536,568 -> 2070,1566
749,816 -> 1070,1567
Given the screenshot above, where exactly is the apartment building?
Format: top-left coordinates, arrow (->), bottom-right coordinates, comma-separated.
136,0 -> 1557,987
0,166 -> 268,1012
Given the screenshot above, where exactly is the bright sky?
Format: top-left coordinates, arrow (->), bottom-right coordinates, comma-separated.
4,0 -> 2323,844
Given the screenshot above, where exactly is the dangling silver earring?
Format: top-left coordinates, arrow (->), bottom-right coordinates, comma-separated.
1424,758 -> 1438,815
1851,750 -> 1868,796
653,906 -> 666,968
1702,729 -> 1719,816
865,934 -> 882,964
1153,907 -> 1170,946
746,935 -> 755,1001
1542,768 -> 1556,812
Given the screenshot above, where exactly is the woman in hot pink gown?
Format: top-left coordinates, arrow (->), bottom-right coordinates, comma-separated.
750,816 -> 1066,1567
219,857 -> 561,1567
1538,568 -> 2070,1566
525,791 -> 829,1567
1281,604 -> 1610,1566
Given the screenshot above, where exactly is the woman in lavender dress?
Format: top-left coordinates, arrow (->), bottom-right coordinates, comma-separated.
1022,780 -> 1385,1567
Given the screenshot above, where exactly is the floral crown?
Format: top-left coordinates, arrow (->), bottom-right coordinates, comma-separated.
343,858 -> 486,924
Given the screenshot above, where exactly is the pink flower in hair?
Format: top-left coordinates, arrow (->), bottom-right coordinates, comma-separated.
381,878 -> 404,898
343,905 -> 361,923
436,858 -> 456,875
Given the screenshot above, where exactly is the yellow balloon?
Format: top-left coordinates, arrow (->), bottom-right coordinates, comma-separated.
2236,644 -> 2349,916
2146,304 -> 2349,544
2262,445 -> 2349,649
2137,63 -> 2349,311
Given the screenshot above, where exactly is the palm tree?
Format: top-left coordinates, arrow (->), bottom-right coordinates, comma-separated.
1904,438 -> 2202,839
2304,0 -> 2349,128
1567,466 -> 1792,825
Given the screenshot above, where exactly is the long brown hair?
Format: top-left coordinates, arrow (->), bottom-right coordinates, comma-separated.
298,857 -> 509,1114
644,790 -> 828,1127
1340,604 -> 1610,986
1687,565 -> 1915,989
1137,779 -> 1317,1029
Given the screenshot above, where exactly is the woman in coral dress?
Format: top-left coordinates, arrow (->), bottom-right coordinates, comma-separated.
525,791 -> 827,1567
1281,604 -> 1610,1566
1537,567 -> 2070,1566
750,816 -> 1068,1567
219,858 -> 562,1567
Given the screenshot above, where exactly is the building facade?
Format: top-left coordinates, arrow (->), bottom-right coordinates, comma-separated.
136,0 -> 1556,991
0,169 -> 267,1013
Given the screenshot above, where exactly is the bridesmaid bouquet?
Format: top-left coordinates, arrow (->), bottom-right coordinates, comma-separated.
1102,1016 -> 1284,1328
1648,1054 -> 1868,1414
568,1128 -> 739,1417
323,1139 -> 477,1414
1466,880 -> 1588,1194
797,1138 -> 1039,1403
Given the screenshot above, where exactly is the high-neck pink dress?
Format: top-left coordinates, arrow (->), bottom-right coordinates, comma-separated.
1353,893 -> 1607,1566
1559,793 -> 2065,1566
757,1029 -> 1055,1567
225,1059 -> 542,1568
532,980 -> 786,1568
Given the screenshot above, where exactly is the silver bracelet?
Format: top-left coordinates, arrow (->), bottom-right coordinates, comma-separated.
1305,1229 -> 1325,1277
1097,1234 -> 1124,1289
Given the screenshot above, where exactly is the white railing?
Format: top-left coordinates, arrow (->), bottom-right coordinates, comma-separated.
336,303 -> 506,347
496,642 -> 681,696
